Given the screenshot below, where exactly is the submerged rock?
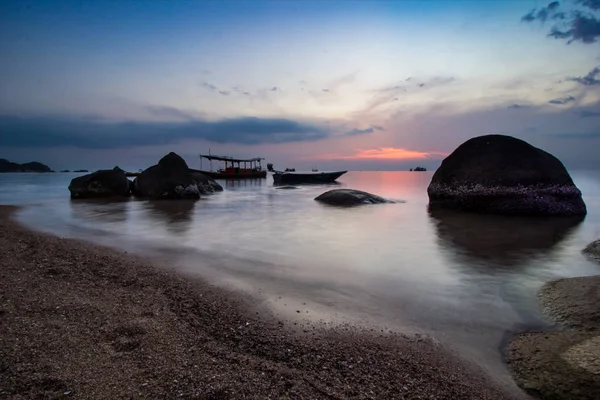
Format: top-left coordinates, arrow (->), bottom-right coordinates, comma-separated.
132,153 -> 222,199
68,168 -> 130,199
315,189 -> 391,206
583,239 -> 600,262
275,186 -> 298,190
427,134 -> 586,216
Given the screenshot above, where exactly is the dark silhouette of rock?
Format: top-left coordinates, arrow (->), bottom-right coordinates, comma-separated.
0,159 -> 53,173
427,134 -> 586,216
315,189 -> 391,207
68,167 -> 130,199
132,153 -> 222,199
74,169 -> 89,173
61,170 -> 71,173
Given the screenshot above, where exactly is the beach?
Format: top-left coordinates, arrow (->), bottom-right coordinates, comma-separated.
0,205 -> 520,399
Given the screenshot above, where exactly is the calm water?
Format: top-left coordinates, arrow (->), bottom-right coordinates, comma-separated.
2,171 -> 600,386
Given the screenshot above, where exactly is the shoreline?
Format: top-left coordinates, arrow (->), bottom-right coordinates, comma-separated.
0,205 -> 522,399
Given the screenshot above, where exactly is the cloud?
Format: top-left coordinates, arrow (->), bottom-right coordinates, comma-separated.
326,71 -> 360,92
145,106 -> 199,120
270,87 -> 278,92
218,90 -> 230,96
0,114 -> 333,149
322,89 -> 330,92
549,131 -> 600,139
315,147 -> 448,161
345,125 -> 385,136
568,66 -> 600,86
549,95 -> 576,104
522,1 -> 600,44
507,104 -> 529,109
577,109 -> 600,117
577,0 -> 600,11
201,82 -> 218,91
361,76 -> 455,115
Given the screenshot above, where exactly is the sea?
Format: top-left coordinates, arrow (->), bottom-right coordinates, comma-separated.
2,170 -> 599,388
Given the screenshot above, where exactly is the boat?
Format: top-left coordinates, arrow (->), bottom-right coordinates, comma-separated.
272,170 -> 347,184
198,153 -> 267,179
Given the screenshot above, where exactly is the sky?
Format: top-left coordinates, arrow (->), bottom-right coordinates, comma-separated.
0,0 -> 599,171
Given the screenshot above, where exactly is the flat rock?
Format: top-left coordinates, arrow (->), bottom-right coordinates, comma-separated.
275,186 -> 298,190
539,275 -> 600,331
507,330 -> 600,400
315,189 -> 391,207
427,134 -> 586,216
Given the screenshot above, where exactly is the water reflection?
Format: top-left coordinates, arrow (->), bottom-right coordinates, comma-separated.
69,198 -> 130,224
429,208 -> 584,270
222,178 -> 266,188
143,200 -> 196,235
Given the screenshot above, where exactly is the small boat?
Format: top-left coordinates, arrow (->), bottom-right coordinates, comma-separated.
272,170 -> 347,184
198,153 -> 267,179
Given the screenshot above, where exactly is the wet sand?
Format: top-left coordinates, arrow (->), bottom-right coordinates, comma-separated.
0,205 -> 520,399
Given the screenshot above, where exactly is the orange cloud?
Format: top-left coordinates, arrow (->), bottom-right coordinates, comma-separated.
313,147 -> 448,160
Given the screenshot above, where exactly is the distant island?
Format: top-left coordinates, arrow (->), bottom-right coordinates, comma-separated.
0,159 -> 54,173
410,167 -> 427,171
73,169 -> 89,173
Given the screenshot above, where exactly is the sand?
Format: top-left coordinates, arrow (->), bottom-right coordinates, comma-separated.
0,205 -> 518,399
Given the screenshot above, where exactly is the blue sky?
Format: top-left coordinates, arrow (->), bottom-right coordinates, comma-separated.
1,0 -> 599,171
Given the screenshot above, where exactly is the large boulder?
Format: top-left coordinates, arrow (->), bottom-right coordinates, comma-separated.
427,135 -> 586,216
68,168 -> 130,199
132,153 -> 222,199
315,189 -> 390,206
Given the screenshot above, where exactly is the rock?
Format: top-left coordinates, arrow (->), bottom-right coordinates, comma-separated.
315,189 -> 390,206
540,275 -> 600,331
427,134 -> 586,216
508,330 -> 600,400
583,239 -> 600,262
275,186 -> 298,190
132,153 -> 222,199
189,170 -> 223,193
68,168 -> 130,199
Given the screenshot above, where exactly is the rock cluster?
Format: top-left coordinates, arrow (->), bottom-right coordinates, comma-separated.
68,153 -> 223,199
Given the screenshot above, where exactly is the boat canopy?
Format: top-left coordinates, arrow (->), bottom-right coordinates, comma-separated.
199,154 -> 264,163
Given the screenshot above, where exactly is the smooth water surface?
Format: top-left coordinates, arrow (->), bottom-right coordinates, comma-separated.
2,171 -> 600,385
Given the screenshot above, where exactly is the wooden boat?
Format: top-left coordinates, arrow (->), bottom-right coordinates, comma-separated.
272,170 -> 347,184
197,154 -> 267,179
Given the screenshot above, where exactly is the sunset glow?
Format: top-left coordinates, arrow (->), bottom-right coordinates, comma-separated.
316,148 -> 449,161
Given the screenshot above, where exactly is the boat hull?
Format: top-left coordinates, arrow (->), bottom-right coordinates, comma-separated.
196,169 -> 267,179
273,171 -> 347,184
